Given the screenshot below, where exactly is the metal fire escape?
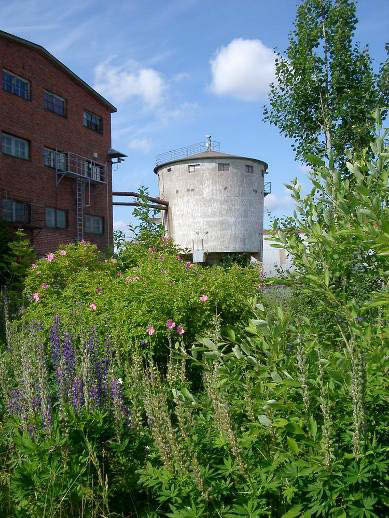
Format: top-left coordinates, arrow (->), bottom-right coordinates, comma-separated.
54,151 -> 106,242
76,178 -> 85,242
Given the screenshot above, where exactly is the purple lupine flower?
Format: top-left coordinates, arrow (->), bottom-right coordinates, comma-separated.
73,377 -> 84,411
50,316 -> 61,368
8,389 -> 23,416
89,384 -> 99,407
63,333 -> 75,377
42,404 -> 52,429
32,391 -> 42,411
28,424 -> 36,439
110,378 -> 130,426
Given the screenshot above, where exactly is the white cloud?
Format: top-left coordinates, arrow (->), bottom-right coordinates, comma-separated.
94,61 -> 166,107
113,220 -> 128,232
210,38 -> 276,101
128,137 -> 152,153
297,163 -> 313,175
172,72 -> 190,82
264,191 -> 294,212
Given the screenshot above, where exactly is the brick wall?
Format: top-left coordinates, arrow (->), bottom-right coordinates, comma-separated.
0,35 -> 115,256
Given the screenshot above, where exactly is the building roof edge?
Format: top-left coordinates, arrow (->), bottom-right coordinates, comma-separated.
0,30 -> 117,113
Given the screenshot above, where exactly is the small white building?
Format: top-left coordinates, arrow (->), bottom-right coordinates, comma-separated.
154,139 -> 270,264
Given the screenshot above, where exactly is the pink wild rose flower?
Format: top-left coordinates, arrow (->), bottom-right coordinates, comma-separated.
59,250 -> 67,256
177,325 -> 185,336
89,303 -> 97,311
32,292 -> 40,302
166,319 -> 176,330
41,283 -> 49,290
147,325 -> 155,336
46,253 -> 55,262
199,294 -> 209,302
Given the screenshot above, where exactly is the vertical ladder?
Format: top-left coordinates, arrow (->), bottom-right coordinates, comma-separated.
76,178 -> 84,242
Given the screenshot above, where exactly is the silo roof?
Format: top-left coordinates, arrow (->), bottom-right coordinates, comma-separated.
154,149 -> 268,174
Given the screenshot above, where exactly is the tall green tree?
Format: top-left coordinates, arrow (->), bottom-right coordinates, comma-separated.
263,0 -> 386,173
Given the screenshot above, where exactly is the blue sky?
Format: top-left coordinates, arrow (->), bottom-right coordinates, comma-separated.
2,0 -> 388,233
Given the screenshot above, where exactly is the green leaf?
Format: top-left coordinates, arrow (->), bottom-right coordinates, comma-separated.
282,505 -> 303,518
273,418 -> 288,428
308,417 -> 317,440
287,436 -> 299,454
258,414 -> 272,427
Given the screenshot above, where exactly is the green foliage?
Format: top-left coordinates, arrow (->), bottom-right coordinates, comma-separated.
263,0 -> 385,173
0,228 -> 36,345
0,118 -> 388,515
21,239 -> 259,363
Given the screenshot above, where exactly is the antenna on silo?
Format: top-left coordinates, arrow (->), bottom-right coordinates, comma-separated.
206,135 -> 212,151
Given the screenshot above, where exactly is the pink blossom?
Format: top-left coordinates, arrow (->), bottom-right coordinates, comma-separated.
32,292 -> 40,302
40,283 -> 49,290
166,319 -> 176,330
185,261 -> 193,270
199,294 -> 209,302
31,263 -> 37,269
59,250 -> 67,256
177,256 -> 182,261
177,325 -> 185,336
147,325 -> 155,336
46,253 -> 55,262
89,303 -> 97,311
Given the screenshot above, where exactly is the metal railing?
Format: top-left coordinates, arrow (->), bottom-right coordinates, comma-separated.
156,140 -> 220,165
55,152 -> 106,183
264,181 -> 272,196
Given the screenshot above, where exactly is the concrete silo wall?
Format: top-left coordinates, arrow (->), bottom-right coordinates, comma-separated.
157,158 -> 265,255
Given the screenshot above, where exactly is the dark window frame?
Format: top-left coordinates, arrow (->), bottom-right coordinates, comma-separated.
84,214 -> 104,235
45,207 -> 67,229
43,147 -> 67,171
2,69 -> 31,100
188,163 -> 200,173
1,199 -> 31,224
1,132 -> 30,160
44,90 -> 66,117
218,163 -> 230,172
246,164 -> 254,173
83,111 -> 103,134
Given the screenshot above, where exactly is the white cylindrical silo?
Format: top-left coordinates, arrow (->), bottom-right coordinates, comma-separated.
154,149 -> 268,262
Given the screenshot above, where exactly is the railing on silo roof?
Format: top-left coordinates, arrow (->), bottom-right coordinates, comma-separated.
155,140 -> 220,166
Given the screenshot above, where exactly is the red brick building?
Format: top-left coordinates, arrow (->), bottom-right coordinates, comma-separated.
0,30 -> 125,256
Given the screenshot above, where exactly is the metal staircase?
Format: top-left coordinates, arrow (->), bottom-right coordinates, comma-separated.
76,178 -> 85,242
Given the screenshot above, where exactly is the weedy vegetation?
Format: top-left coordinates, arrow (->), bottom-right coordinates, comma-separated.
0,111 -> 387,517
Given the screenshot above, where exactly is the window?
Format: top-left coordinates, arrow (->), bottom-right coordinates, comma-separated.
188,164 -> 200,173
2,70 -> 30,100
218,163 -> 230,172
167,167 -> 172,172
83,111 -> 103,134
45,208 -> 67,229
1,199 -> 30,223
85,214 -> 104,234
84,160 -> 104,182
1,133 -> 29,159
246,164 -> 254,173
44,91 -> 66,116
43,148 -> 67,171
